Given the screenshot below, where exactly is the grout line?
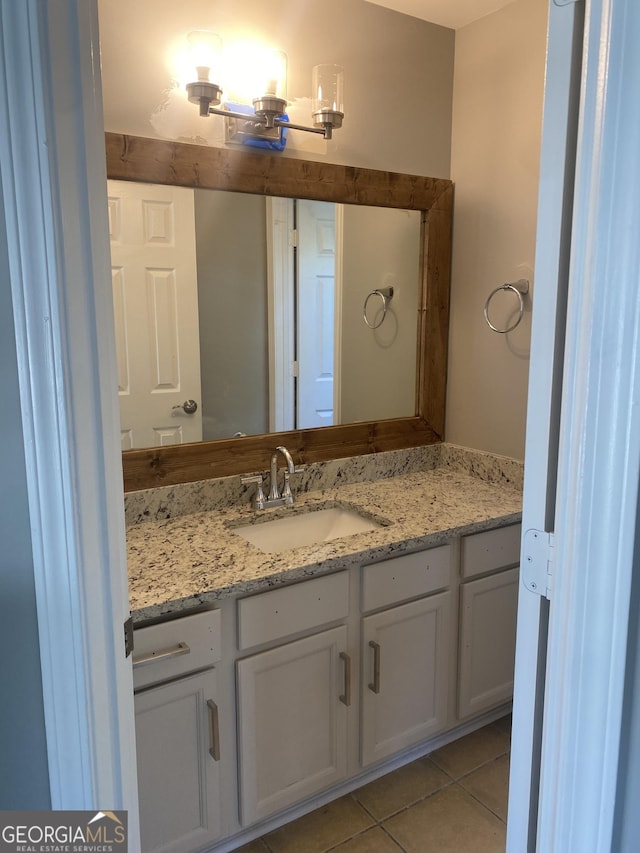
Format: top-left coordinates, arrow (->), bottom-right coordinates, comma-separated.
320,808 -> 413,853
428,759 -> 459,783
324,825 -> 377,852
351,760 -> 460,822
453,779 -> 508,825
349,793 -> 379,824
379,823 -> 409,852
252,730 -> 511,852
431,747 -> 510,782
454,749 -> 511,782
374,778 -> 456,823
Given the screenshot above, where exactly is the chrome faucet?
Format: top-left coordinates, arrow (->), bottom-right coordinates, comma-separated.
241,445 -> 304,509
268,446 -> 296,503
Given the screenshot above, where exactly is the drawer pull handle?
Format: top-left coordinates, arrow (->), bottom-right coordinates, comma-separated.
207,699 -> 221,761
369,640 -> 381,694
132,641 -> 190,669
339,651 -> 351,707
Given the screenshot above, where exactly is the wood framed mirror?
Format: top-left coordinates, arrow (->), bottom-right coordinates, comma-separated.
106,133 -> 452,492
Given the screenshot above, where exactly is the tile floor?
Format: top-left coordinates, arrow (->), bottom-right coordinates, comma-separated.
236,715 -> 511,853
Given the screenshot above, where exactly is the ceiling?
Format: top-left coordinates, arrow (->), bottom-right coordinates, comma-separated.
364,0 -> 517,30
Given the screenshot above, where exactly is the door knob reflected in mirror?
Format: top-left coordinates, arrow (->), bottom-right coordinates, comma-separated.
172,399 -> 198,415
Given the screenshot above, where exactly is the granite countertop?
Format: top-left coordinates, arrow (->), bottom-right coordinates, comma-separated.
126,448 -> 523,623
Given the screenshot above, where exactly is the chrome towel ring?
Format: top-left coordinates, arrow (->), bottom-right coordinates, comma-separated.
484,278 -> 530,333
363,286 -> 394,329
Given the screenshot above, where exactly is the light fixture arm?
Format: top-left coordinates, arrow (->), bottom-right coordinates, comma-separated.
205,104 -> 340,140
274,117 -> 328,137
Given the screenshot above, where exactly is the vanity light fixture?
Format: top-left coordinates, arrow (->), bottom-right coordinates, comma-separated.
185,31 -> 344,144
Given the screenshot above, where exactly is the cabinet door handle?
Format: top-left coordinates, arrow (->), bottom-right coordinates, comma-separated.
368,640 -> 381,694
132,641 -> 190,668
207,699 -> 221,761
339,651 -> 351,707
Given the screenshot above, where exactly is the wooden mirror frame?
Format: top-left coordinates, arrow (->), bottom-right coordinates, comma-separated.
106,133 -> 453,492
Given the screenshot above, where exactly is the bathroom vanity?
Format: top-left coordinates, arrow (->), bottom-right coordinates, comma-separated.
126,445 -> 522,853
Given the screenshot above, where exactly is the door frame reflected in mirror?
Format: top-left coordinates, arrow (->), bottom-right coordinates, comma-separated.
106,133 -> 453,492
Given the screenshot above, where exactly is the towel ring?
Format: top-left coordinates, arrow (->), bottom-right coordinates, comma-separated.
363,286 -> 394,329
484,279 -> 529,333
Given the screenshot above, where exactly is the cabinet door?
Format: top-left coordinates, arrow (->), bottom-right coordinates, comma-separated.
135,669 -> 222,853
361,591 -> 451,767
458,567 -> 519,719
237,625 -> 349,824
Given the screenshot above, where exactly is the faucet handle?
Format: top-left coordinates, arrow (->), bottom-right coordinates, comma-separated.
281,465 -> 306,504
240,474 -> 266,510
240,474 -> 263,484
281,470 -> 294,504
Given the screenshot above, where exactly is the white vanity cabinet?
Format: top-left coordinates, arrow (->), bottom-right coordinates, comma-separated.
235,573 -> 351,825
458,525 -> 521,719
360,546 -> 453,766
133,610 -> 223,853
130,518 -> 522,853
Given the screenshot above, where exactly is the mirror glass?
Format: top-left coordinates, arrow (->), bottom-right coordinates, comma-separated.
108,179 -> 422,450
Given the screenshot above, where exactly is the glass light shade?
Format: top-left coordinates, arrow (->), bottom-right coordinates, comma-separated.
260,49 -> 287,99
312,64 -> 344,114
187,30 -> 222,84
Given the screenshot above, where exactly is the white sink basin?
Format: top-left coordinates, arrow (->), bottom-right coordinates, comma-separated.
232,506 -> 382,553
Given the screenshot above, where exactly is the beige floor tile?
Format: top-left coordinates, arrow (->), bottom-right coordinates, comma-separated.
353,757 -> 450,820
234,840 -> 270,852
491,713 -> 513,739
429,724 -> 511,780
459,753 -> 510,821
330,826 -> 404,852
264,795 -> 374,853
384,784 -> 506,853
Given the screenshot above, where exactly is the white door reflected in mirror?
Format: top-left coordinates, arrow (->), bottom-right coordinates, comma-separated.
109,181 -> 421,450
297,198 -> 339,429
109,180 -> 203,450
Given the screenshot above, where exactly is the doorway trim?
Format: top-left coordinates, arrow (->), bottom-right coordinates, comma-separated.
507,0 -> 584,847
510,0 -> 640,849
267,196 -> 296,433
0,0 -> 139,833
535,0 -> 640,847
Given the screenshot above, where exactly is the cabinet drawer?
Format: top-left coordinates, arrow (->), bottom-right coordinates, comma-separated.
133,609 -> 221,690
361,545 -> 451,612
237,572 -> 349,650
461,524 -> 522,579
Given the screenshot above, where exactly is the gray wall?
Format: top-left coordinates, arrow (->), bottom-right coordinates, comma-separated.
0,177 -> 50,808
446,0 -> 548,460
194,189 -> 269,440
194,195 -> 420,436
98,0 -> 454,178
340,206 -> 420,423
98,0 -> 457,446
98,0 -> 548,460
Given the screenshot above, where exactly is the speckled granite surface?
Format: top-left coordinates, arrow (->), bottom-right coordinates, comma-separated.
124,445 -> 442,526
126,444 -> 523,623
438,444 -> 524,490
